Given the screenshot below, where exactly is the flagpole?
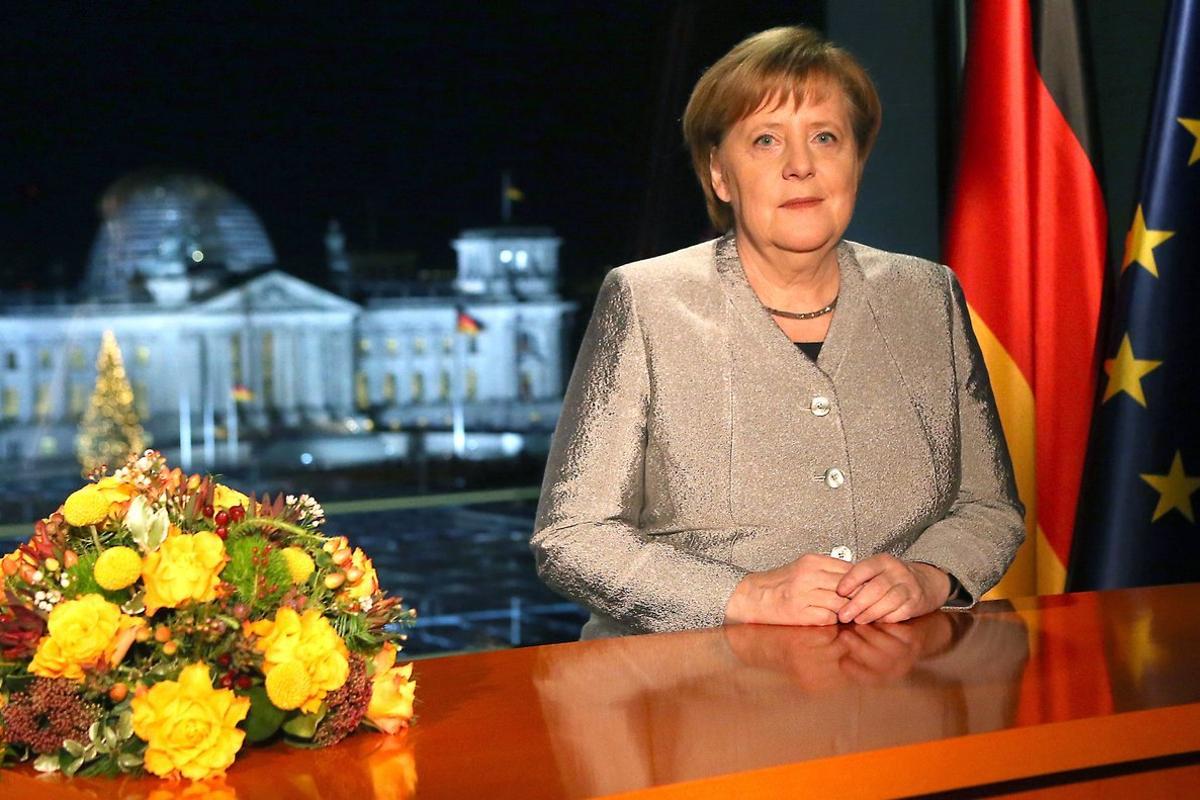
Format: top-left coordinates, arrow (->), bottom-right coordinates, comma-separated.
501,170 -> 512,224
452,327 -> 466,458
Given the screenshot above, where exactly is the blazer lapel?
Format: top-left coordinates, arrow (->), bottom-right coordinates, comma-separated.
712,234 -> 868,380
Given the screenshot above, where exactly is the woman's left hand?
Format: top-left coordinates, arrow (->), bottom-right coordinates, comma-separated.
834,555 -> 951,624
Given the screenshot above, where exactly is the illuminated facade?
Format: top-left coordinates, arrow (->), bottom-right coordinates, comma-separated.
0,172 -> 574,471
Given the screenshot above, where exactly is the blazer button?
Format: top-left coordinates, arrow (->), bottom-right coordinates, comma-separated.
831,545 -> 854,561
810,396 -> 831,416
824,467 -> 845,488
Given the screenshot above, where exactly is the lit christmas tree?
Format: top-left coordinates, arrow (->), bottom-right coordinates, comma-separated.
77,330 -> 146,474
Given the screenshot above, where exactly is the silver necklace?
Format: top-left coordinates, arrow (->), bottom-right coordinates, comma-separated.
763,295 -> 838,320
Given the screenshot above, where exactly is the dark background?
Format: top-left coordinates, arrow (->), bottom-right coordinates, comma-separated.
2,0 -> 1170,307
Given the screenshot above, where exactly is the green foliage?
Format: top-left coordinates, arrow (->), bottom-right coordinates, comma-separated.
332,610 -> 377,653
223,534 -> 292,611
281,704 -> 327,741
242,685 -> 287,743
63,551 -> 131,604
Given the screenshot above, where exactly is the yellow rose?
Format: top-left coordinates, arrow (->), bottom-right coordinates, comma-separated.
94,546 -> 144,590
366,644 -> 415,734
142,532 -> 227,615
280,546 -> 315,584
251,608 -> 349,714
131,662 -> 250,780
212,484 -> 250,513
62,478 -> 136,527
30,594 -> 127,680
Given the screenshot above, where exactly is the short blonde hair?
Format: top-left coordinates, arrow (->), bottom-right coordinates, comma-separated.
682,26 -> 882,231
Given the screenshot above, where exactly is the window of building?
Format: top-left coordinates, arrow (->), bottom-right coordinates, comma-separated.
39,435 -> 57,456
133,382 -> 149,419
412,337 -> 427,356
39,349 -> 52,369
70,384 -> 87,416
69,347 -> 85,369
5,352 -> 16,370
438,370 -> 451,401
386,338 -> 399,355
359,338 -> 372,354
465,368 -> 478,400
230,335 -> 244,386
35,385 -> 51,420
468,336 -> 479,355
410,372 -> 425,403
441,336 -> 454,355
355,371 -> 370,410
261,332 -> 274,406
383,373 -> 397,403
3,387 -> 19,420
136,345 -> 151,365
518,370 -> 534,402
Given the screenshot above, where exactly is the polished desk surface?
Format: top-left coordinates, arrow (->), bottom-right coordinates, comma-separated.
4,583 -> 1199,799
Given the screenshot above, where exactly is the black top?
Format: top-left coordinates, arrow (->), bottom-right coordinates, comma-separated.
794,340 -> 823,360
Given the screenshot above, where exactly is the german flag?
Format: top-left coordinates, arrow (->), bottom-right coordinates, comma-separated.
944,0 -> 1106,598
456,307 -> 484,336
231,385 -> 254,403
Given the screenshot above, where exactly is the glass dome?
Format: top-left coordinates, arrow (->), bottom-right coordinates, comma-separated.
85,170 -> 276,296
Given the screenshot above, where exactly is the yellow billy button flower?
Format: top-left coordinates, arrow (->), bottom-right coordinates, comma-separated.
250,607 -> 349,714
264,660 -> 312,710
280,546 -> 315,584
30,594 -> 141,681
94,546 -> 144,590
131,662 -> 250,780
366,643 -> 416,734
142,531 -> 228,615
62,477 -> 135,527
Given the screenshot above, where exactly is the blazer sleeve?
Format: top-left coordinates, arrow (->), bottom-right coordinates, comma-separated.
531,268 -> 748,633
901,268 -> 1026,604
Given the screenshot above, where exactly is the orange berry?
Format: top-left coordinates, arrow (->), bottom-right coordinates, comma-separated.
345,566 -> 363,583
162,640 -> 178,656
332,548 -> 352,566
108,683 -> 128,702
154,625 -> 172,643
324,572 -> 346,590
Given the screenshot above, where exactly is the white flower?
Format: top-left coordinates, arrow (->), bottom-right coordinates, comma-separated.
31,571 -> 43,582
125,494 -> 170,552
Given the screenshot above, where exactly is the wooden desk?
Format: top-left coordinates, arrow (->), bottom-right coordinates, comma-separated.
4,583 -> 1199,799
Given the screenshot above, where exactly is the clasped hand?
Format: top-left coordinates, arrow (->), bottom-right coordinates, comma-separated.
724,553 -> 951,626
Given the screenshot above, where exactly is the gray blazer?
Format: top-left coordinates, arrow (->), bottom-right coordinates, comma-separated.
532,235 -> 1024,638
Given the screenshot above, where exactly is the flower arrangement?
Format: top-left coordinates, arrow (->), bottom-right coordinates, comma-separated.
0,451 -> 416,781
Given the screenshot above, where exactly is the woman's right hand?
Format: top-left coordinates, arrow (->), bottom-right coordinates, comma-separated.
724,554 -> 854,626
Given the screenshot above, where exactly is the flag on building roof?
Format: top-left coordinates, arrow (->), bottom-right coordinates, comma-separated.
944,0 -> 1107,597
456,307 -> 484,336
1070,0 -> 1200,590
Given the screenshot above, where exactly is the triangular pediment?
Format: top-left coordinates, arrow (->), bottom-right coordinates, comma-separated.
197,270 -> 360,314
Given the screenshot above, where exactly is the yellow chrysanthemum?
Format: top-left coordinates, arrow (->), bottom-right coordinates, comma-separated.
94,546 -> 144,590
280,547 -> 315,584
131,662 -> 249,780
264,659 -> 312,710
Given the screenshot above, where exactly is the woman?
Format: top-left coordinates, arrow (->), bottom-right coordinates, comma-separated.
532,26 -> 1023,639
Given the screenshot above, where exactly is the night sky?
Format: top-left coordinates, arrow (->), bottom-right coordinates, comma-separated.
4,2 -> 822,298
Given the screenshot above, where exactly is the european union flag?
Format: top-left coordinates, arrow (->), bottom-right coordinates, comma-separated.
1070,0 -> 1200,590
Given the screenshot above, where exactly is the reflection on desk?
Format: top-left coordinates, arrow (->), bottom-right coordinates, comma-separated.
535,612 -> 1029,797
